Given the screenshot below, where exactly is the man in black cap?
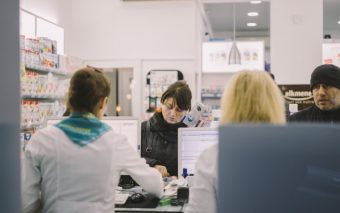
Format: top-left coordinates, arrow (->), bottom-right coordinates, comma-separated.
289,64 -> 340,123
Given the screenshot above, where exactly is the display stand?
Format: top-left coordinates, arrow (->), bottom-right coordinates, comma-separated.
20,36 -> 71,149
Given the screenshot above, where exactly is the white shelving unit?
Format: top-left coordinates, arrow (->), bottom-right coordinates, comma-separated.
200,72 -> 234,109
21,65 -> 69,128
20,36 -> 70,149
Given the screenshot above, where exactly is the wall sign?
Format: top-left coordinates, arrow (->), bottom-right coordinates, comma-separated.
202,41 -> 265,73
278,85 -> 314,113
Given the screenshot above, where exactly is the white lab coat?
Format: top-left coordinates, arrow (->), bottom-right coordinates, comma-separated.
185,144 -> 218,213
22,126 -> 163,213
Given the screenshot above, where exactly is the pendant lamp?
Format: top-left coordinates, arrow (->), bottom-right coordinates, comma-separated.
228,3 -> 241,65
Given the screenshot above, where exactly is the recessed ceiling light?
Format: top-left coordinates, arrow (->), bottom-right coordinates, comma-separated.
338,21 -> 340,24
250,1 -> 262,4
247,23 -> 257,27
248,12 -> 259,17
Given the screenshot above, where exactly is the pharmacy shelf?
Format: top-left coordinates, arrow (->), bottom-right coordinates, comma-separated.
25,64 -> 69,76
21,94 -> 64,100
201,93 -> 222,100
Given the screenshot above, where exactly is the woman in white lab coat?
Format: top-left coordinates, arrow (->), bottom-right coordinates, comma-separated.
185,71 -> 286,213
22,67 -> 163,213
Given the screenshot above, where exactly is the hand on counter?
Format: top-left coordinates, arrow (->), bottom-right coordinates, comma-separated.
154,165 -> 169,177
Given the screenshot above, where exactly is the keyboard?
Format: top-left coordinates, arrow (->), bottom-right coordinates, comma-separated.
115,192 -> 130,205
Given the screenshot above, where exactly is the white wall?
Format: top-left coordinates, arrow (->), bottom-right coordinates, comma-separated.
271,0 -> 323,84
69,0 -> 196,60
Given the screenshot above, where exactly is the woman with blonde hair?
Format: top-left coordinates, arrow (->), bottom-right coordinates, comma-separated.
186,71 -> 286,213
220,70 -> 286,124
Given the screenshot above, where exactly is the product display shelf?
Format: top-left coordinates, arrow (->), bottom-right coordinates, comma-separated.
21,94 -> 64,100
25,63 -> 69,76
200,71 -> 233,103
20,36 -> 73,150
201,93 -> 222,100
20,65 -> 69,149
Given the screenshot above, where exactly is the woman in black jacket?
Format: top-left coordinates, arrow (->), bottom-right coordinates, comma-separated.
141,81 -> 192,177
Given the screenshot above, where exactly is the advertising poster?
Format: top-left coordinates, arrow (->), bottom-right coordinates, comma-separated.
202,41 -> 264,73
278,85 -> 314,114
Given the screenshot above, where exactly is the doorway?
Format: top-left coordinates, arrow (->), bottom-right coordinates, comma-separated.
103,68 -> 133,116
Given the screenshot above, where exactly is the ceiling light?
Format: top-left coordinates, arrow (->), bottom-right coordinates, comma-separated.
338,21 -> 340,24
229,3 -> 241,65
250,1 -> 262,4
248,12 -> 259,17
247,23 -> 257,27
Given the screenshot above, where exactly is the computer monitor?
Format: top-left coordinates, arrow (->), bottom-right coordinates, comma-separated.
218,124 -> 340,213
47,116 -> 140,152
178,127 -> 218,177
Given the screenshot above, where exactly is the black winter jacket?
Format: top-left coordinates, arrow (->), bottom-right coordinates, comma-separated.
288,105 -> 340,123
141,112 -> 186,176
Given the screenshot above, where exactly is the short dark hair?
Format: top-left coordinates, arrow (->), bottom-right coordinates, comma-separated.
161,80 -> 192,111
67,67 -> 111,114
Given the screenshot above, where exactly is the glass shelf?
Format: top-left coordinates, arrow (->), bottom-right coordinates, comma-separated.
25,64 -> 69,76
201,94 -> 222,100
21,94 -> 64,100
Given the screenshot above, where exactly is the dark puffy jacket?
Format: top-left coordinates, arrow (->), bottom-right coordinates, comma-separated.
141,112 -> 186,176
289,104 -> 340,123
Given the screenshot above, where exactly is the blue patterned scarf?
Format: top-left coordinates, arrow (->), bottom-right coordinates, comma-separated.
56,112 -> 111,146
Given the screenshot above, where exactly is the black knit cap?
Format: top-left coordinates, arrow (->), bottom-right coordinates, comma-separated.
310,64 -> 340,90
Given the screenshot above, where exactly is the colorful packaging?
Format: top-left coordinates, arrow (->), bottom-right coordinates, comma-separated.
25,38 -> 39,53
40,52 -> 55,68
38,37 -> 53,53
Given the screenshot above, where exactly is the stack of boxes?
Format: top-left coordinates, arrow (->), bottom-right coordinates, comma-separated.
20,35 -> 66,72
